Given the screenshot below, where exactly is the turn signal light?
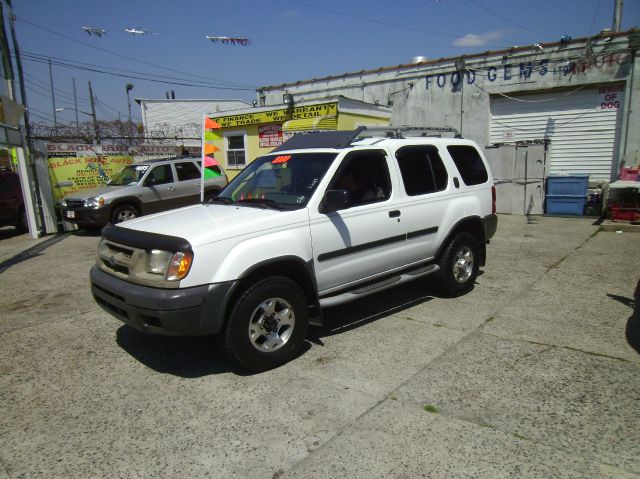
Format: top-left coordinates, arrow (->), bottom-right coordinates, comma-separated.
166,251 -> 193,281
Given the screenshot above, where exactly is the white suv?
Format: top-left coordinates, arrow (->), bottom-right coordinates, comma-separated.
90,127 -> 497,371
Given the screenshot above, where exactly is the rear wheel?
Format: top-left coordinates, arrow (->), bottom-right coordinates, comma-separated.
436,232 -> 480,297
111,204 -> 138,224
224,276 -> 309,372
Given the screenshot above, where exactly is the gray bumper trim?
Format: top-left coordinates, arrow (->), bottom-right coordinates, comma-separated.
90,266 -> 236,336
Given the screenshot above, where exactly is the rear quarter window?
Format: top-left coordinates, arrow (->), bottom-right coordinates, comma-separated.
395,145 -> 447,196
447,145 -> 488,186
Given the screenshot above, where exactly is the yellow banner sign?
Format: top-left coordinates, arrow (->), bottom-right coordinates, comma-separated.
48,153 -> 133,202
212,102 -> 337,128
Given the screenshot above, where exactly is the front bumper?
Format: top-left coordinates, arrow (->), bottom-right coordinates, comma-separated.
90,266 -> 236,336
62,205 -> 110,226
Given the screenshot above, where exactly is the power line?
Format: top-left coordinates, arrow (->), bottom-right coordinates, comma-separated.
24,70 -> 90,104
20,50 -> 255,89
25,76 -> 77,103
16,19 -> 257,89
95,98 -> 127,117
466,0 -> 554,39
21,55 -> 256,91
285,0 -> 460,38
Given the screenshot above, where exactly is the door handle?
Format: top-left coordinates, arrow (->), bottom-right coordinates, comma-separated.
168,187 -> 176,191
388,210 -> 401,218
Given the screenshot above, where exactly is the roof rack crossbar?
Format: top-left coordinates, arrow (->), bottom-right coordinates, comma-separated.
272,125 -> 461,152
356,126 -> 461,139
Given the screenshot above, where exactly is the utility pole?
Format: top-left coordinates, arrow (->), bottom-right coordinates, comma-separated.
0,2 -> 14,98
125,83 -> 133,123
6,0 -> 45,234
88,81 -> 99,144
613,0 -> 623,32
48,58 -> 57,129
72,78 -> 79,127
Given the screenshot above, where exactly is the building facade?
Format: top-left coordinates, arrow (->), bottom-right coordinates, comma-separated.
136,98 -> 253,147
258,31 -> 640,184
205,96 -> 390,178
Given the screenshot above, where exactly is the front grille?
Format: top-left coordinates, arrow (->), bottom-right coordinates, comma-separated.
98,239 -> 140,278
65,199 -> 84,208
106,244 -> 133,258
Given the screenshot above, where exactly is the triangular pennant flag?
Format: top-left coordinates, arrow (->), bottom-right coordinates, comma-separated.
204,168 -> 222,178
204,155 -> 220,167
204,144 -> 219,155
204,130 -> 222,141
205,117 -> 221,129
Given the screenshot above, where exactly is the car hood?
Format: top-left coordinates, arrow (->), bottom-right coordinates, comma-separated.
64,184 -> 129,200
120,203 -> 309,248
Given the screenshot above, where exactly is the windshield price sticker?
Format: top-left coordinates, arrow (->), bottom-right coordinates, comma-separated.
272,155 -> 291,164
134,165 -> 150,171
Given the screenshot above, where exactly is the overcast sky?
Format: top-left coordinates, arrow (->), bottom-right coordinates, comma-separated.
12,0 -> 640,125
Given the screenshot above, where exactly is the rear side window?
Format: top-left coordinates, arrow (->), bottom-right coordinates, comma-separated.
447,145 -> 488,185
396,146 -> 448,196
175,161 -> 200,181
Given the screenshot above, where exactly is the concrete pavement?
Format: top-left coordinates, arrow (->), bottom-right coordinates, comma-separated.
0,215 -> 638,478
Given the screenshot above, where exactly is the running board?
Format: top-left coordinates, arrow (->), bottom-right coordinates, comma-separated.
319,264 -> 440,308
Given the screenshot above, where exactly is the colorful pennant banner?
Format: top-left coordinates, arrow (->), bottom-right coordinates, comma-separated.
201,115 -> 223,201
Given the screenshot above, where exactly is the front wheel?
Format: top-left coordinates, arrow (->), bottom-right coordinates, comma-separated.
436,232 -> 480,297
224,276 -> 309,372
111,204 -> 138,224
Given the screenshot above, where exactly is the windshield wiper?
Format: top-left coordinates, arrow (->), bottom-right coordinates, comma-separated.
235,198 -> 284,210
206,196 -> 234,205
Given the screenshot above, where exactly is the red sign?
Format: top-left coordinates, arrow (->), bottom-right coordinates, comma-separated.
259,124 -> 283,148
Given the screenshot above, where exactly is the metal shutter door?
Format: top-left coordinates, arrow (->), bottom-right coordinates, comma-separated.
490,86 -> 624,181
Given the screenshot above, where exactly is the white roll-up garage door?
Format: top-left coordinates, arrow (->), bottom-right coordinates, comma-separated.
490,84 -> 624,182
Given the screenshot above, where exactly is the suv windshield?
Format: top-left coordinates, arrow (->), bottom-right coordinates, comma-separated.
108,164 -> 150,186
217,152 -> 336,209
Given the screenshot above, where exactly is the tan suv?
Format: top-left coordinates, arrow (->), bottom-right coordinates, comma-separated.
61,156 -> 228,228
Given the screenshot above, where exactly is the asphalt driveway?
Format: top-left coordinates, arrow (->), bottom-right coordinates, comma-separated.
0,215 -> 638,478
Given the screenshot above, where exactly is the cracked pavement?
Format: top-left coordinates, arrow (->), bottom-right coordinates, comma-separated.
0,215 -> 638,478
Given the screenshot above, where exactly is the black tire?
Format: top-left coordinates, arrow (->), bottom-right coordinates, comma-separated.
111,204 -> 138,224
224,276 -> 309,372
436,232 -> 480,297
14,209 -> 28,233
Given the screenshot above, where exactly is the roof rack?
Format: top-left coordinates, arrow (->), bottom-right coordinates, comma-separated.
272,125 -> 461,152
355,126 -> 461,139
272,129 -> 365,152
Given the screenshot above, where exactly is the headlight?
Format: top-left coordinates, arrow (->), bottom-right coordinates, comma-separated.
61,199 -> 67,207
83,196 -> 105,208
147,249 -> 193,281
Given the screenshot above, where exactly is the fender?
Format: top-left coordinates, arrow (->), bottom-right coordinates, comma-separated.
109,196 -> 144,215
435,215 -> 486,265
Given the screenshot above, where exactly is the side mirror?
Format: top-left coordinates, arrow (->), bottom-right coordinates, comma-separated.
322,189 -> 350,213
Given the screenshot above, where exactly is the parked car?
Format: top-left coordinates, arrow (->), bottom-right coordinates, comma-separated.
61,156 -> 228,228
90,127 -> 497,371
0,168 -> 27,233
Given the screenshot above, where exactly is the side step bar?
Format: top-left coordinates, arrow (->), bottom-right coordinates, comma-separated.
318,264 -> 440,308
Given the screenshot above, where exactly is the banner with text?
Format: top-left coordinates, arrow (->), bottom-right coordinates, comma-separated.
46,143 -> 134,202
